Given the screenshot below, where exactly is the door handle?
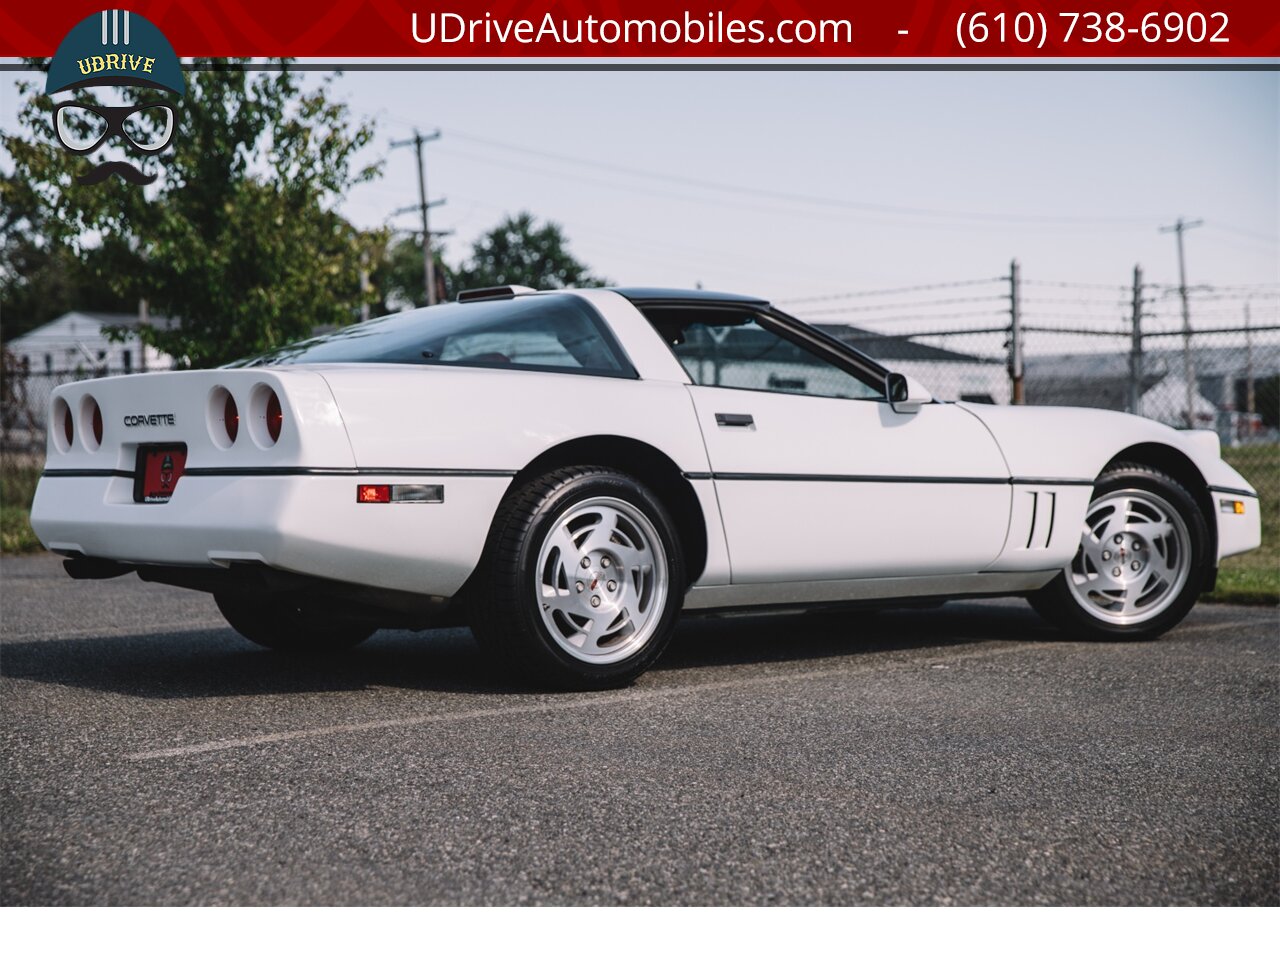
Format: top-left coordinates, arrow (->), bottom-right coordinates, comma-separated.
715,413 -> 755,428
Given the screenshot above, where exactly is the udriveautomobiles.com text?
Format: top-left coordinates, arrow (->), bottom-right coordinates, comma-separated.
410,11 -> 855,47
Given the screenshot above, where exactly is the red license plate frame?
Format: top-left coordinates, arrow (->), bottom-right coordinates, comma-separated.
133,444 -> 187,503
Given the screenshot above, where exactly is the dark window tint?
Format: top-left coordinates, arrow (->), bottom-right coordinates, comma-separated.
646,308 -> 881,400
233,295 -> 633,377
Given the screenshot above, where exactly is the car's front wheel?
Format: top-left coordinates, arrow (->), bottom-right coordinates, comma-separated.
1030,462 -> 1211,641
468,466 -> 685,690
215,592 -> 375,653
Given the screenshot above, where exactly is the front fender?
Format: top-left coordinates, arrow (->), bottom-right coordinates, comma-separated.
959,403 -> 1253,492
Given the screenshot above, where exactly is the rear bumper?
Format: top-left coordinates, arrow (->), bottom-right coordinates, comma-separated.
30,472 -> 511,597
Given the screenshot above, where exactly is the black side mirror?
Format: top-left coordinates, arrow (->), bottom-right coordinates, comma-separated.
884,372 -> 932,414
886,372 -> 909,405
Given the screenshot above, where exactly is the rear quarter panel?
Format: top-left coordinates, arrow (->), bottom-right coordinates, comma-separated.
318,366 -> 728,588
318,366 -> 711,474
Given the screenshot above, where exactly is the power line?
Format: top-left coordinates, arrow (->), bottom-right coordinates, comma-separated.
790,308 -> 1009,324
1206,223 -> 1280,245
430,145 -> 868,225
793,294 -> 1006,314
779,278 -> 1005,305
1020,311 -> 1133,322
431,146 -> 1107,236
1148,281 -> 1280,292
1020,295 -> 1133,307
1020,279 -> 1131,291
437,128 -> 1173,227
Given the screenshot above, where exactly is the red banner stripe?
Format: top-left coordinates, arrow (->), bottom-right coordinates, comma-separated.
4,0 -> 1278,58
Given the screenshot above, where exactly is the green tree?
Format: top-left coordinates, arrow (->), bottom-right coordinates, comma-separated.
0,187 -> 132,342
452,212 -> 609,292
371,234 -> 450,311
2,59 -> 381,367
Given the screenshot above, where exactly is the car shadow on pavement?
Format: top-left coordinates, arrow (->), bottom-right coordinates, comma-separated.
0,599 -> 1058,701
663,600 -> 1057,670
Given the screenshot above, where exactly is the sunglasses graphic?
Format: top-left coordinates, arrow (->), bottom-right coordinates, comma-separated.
53,101 -> 176,155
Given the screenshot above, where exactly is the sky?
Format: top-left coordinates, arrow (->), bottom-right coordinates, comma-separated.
5,67 -> 1278,327
328,70 -> 1278,299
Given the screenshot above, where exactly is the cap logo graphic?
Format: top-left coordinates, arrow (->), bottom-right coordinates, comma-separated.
45,10 -> 185,186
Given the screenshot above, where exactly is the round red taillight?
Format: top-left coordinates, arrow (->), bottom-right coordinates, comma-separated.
62,405 -> 74,448
224,392 -> 239,444
90,399 -> 103,447
266,390 -> 282,443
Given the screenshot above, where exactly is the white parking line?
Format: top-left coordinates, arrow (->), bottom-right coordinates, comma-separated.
127,642 -> 1043,760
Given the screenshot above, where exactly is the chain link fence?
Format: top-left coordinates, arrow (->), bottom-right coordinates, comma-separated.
2,365 -> 110,491
5,275 -> 1279,509
787,274 -> 1280,507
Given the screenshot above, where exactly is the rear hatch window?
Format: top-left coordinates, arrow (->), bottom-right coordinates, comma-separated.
232,294 -> 635,378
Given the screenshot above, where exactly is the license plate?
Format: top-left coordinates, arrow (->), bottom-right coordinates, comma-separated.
134,444 -> 187,503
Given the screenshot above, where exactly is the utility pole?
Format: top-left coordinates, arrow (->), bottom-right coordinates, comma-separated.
359,250 -> 371,324
1244,299 -> 1255,425
1159,217 -> 1203,427
1128,264 -> 1143,416
1008,259 -> 1023,404
391,128 -> 444,305
137,298 -> 148,372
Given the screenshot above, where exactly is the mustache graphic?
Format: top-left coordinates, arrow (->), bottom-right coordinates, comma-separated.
77,161 -> 156,186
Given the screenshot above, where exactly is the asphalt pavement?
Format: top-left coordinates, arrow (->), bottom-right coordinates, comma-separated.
2,551 -> 1276,905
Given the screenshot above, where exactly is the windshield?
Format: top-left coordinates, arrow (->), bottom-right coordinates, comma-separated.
231,294 -> 635,378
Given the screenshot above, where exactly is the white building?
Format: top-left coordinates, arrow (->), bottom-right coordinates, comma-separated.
817,324 -> 1010,404
5,310 -> 176,376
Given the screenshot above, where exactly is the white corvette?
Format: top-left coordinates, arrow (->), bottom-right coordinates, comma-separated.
32,286 -> 1261,688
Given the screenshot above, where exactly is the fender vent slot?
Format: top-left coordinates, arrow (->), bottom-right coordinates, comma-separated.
1025,491 -> 1057,550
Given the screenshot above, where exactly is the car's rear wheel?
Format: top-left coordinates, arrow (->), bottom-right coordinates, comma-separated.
468,466 -> 685,690
1029,463 -> 1211,641
215,592 -> 374,653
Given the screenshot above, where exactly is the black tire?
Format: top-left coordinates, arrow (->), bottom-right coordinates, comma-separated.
1029,462 -> 1211,641
215,591 -> 374,653
468,466 -> 686,690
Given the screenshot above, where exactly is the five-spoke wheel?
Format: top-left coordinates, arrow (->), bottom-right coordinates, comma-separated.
1065,488 -> 1193,625
534,496 -> 669,665
1031,462 -> 1210,641
468,467 -> 685,689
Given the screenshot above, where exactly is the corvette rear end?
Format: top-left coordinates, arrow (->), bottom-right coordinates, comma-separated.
29,368 -> 505,605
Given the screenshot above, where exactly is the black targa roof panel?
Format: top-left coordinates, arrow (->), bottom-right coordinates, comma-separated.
611,287 -> 769,305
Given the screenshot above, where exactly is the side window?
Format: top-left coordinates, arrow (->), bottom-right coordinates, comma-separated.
652,310 -> 882,401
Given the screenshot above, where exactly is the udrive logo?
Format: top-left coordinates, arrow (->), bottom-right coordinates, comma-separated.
45,9 -> 185,186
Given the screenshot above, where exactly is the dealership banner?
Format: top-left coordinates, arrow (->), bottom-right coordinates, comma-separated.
2,0 -> 1278,59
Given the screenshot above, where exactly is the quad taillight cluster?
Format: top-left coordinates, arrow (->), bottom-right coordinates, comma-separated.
209,384 -> 283,449
52,396 -> 104,453
223,392 -> 239,444
52,385 -> 285,453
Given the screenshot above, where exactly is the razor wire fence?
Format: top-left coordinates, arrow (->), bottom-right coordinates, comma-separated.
1,364 -> 113,482
787,271 -> 1280,505
4,270 -> 1279,508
